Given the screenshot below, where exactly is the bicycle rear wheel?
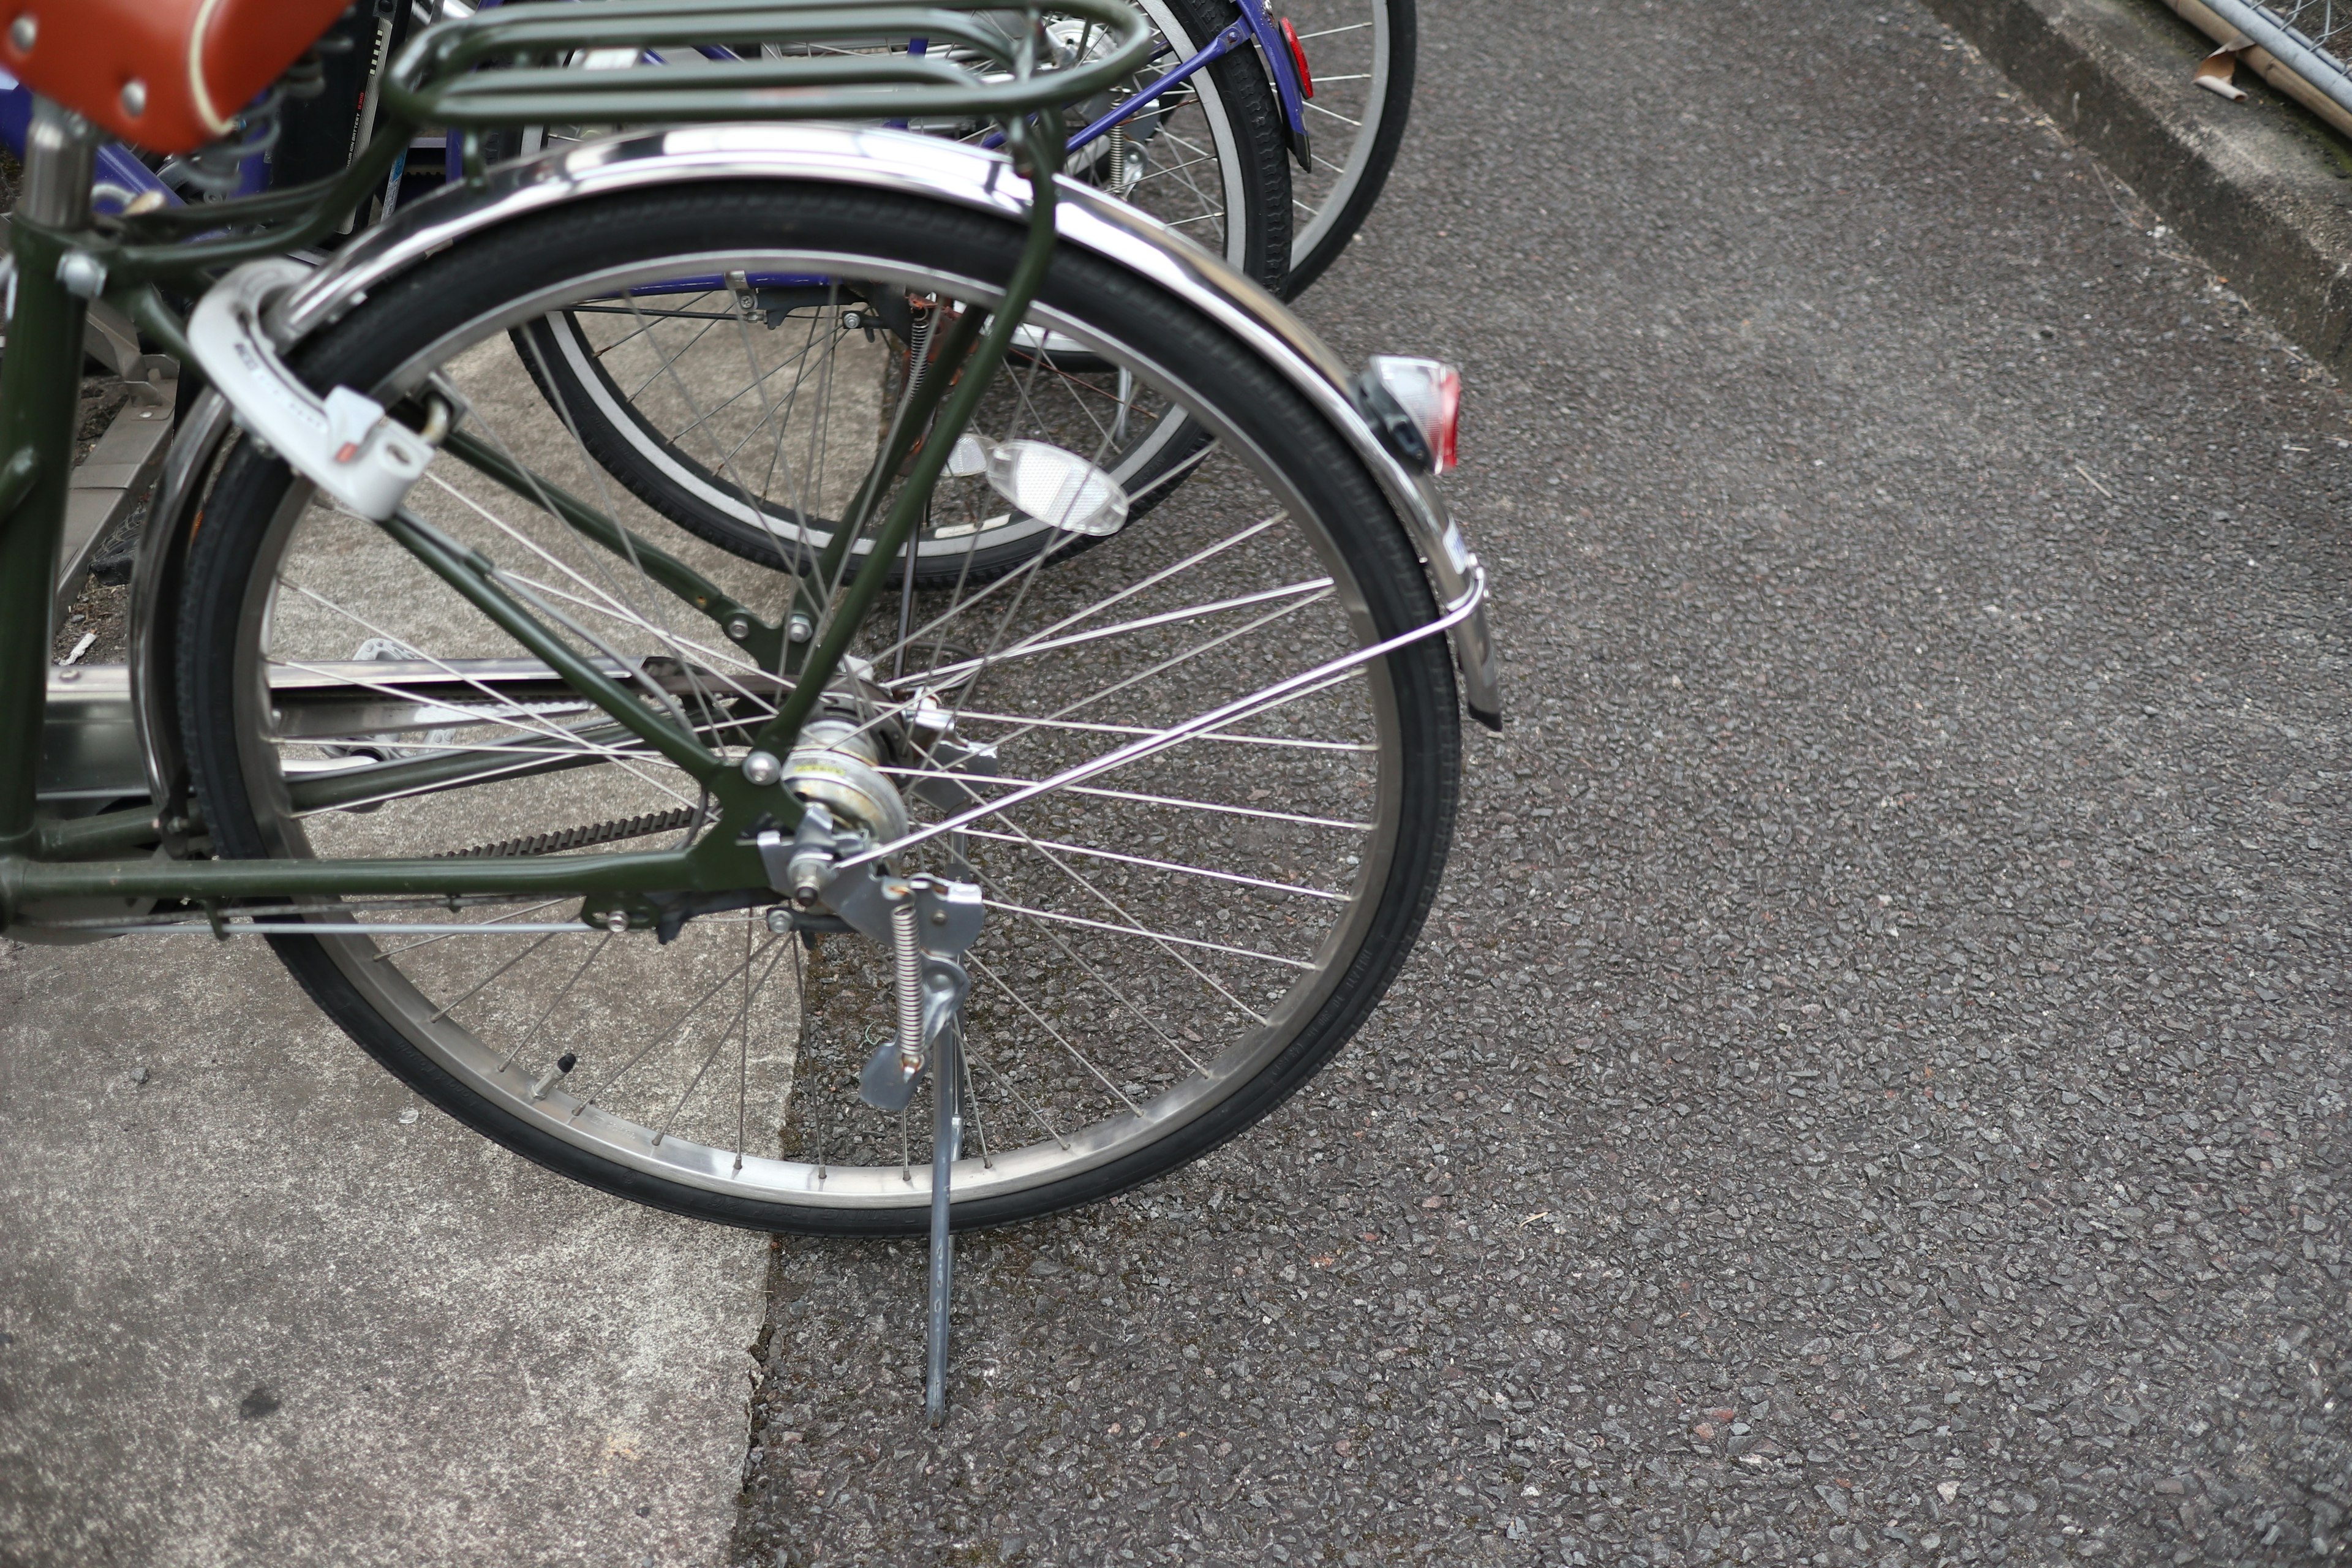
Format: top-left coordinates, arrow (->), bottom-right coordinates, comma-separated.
174,180 -> 1460,1234
1279,0 -> 1414,296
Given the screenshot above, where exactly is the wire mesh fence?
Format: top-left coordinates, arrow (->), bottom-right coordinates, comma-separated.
2251,0 -> 2352,78
2163,0 -> 2352,135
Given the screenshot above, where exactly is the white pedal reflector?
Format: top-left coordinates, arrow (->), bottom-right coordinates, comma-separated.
984,439 -> 1129,537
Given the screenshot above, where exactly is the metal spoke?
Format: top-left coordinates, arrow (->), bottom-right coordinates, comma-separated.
660,326 -> 827,448
498,930 -> 614,1069
572,935 -> 777,1115
285,734 -> 647,764
1000,355 -> 1116,461
276,589 -> 701,813
884,510 -> 1283,687
925,483 -> 1096,720
506,324 -> 727,726
965,952 -> 1144,1117
708,304 -> 839,516
650,934 -> 785,1148
1143,125 -> 1225,226
884,500 -> 1289,752
955,825 -> 1346,902
964,1036 -> 1068,1150
753,305 -> 834,537
621,307 -> 729,402
484,567 -> 780,710
424,929 -> 565,1022
882,577 -> 1333,691
970,822 -> 1275,1023
851,607 -> 1434,863
997,585 -> 1338,749
978,896 -> 1314,971
270,636 -> 620,756
959,1029 -> 992,1167
786,932 -> 813,1150
962,862 -> 1208,1074
941,706 -> 1373,753
287,742 -> 631,820
882,766 -> 1373,832
735,912 -> 753,1172
418,468 -> 744,707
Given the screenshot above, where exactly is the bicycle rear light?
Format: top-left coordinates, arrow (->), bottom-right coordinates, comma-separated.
1280,18 -> 1315,99
1360,355 -> 1461,476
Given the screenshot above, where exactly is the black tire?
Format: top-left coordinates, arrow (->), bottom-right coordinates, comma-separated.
1139,0 -> 1295,292
176,181 -> 1457,1235
519,0 -> 1290,587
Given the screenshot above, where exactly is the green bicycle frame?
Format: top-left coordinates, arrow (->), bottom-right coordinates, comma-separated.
0,0 -> 1149,932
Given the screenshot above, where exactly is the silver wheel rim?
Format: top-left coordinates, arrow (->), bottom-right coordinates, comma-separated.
220,244 -> 1415,1215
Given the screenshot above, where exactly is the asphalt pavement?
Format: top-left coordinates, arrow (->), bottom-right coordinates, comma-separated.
734,0 -> 2352,1564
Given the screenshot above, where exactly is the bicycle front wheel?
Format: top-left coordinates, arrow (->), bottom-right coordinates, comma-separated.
173,179 -> 1461,1234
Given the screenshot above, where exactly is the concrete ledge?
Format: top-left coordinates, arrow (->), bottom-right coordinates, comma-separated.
1924,0 -> 2352,375
0,938 -> 767,1566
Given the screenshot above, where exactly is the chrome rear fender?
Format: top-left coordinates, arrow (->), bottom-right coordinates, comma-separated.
135,124 -> 1498,810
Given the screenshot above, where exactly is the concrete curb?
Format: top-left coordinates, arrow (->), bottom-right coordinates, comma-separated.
1923,0 -> 2352,377
0,862 -> 768,1567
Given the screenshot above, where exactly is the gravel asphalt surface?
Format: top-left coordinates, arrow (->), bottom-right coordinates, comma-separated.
734,1 -> 2352,1563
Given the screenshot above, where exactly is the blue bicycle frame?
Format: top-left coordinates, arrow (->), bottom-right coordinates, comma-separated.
1066,0 -> 1308,164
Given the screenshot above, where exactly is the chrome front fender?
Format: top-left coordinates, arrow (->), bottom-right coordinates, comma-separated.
255,124 -> 1497,725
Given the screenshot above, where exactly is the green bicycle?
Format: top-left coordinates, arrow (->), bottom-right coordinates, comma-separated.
4,0 -> 1495,1265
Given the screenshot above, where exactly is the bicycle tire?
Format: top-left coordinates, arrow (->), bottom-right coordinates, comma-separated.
175,179 -> 1460,1236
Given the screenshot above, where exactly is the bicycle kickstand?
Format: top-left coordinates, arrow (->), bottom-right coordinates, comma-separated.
821,858 -> 984,1424
925,1017 -> 962,1427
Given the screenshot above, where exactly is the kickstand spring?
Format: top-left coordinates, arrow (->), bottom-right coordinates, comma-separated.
924,1017 -> 963,1426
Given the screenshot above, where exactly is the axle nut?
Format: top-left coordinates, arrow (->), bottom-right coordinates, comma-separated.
741,750 -> 783,786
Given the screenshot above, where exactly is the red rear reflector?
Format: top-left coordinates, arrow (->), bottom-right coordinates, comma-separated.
1280,17 -> 1315,99
1366,356 -> 1461,475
